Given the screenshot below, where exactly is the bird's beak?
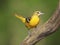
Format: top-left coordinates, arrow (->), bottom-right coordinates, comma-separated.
40,12 -> 44,15
40,12 -> 44,16
38,12 -> 44,16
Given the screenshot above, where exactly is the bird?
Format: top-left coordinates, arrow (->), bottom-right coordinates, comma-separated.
15,11 -> 44,30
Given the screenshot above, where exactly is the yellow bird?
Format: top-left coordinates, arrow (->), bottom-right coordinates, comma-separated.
15,11 -> 44,29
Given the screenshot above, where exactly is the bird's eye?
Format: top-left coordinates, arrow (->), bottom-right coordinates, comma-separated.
36,11 -> 40,14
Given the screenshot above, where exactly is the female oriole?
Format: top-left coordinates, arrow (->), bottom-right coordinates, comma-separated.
15,11 -> 44,29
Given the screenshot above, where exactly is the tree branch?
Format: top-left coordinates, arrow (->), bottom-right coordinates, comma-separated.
21,0 -> 60,45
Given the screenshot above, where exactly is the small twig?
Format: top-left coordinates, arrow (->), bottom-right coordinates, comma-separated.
21,0 -> 60,45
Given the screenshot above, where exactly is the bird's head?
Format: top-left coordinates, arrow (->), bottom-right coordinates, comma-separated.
34,11 -> 44,16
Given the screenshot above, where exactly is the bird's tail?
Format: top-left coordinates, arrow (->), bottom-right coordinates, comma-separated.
15,14 -> 25,23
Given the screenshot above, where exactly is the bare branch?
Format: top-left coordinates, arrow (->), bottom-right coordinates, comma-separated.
21,1 -> 60,45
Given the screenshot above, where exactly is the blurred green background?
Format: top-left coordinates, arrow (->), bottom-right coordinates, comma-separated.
0,0 -> 60,45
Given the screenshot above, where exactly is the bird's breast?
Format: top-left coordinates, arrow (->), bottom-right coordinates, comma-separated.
29,15 -> 40,27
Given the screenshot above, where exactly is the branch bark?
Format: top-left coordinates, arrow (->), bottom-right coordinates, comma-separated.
21,1 -> 60,45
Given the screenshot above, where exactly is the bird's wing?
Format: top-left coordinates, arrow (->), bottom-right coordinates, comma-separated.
15,13 -> 25,23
